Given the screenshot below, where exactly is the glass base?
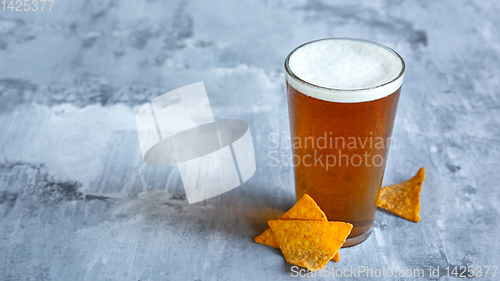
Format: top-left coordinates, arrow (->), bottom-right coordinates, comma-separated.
341,226 -> 373,247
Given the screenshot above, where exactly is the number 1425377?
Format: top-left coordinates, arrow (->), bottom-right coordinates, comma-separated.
2,0 -> 54,12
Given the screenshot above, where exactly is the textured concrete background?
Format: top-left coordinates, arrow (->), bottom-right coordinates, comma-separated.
1,0 -> 499,280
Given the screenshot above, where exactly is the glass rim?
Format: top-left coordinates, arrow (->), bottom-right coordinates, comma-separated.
284,37 -> 406,92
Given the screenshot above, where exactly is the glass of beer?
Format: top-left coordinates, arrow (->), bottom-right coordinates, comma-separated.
285,38 -> 405,247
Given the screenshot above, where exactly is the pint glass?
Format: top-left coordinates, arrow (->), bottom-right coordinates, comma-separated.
285,38 -> 405,246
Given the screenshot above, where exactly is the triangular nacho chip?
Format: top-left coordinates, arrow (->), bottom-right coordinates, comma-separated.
254,194 -> 340,261
333,251 -> 340,262
268,220 -> 352,271
255,194 -> 327,248
377,167 -> 425,222
254,228 -> 279,248
280,194 -> 327,220
254,228 -> 340,262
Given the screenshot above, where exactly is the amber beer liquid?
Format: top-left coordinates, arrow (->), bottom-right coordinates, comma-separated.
285,38 -> 405,247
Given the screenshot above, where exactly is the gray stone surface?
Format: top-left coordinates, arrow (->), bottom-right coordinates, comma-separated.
1,0 -> 499,280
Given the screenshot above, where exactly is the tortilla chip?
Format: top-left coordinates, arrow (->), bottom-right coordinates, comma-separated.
281,194 -> 327,220
255,194 -> 327,248
254,228 -> 279,248
333,251 -> 340,262
254,228 -> 340,261
255,194 -> 340,261
268,220 -> 352,271
377,167 -> 425,223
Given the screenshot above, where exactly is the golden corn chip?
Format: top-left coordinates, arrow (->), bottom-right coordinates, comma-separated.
254,227 -> 340,261
254,194 -> 340,261
268,220 -> 352,272
254,228 -> 279,248
377,167 -> 425,223
254,194 -> 327,248
280,194 -> 327,220
333,251 -> 340,262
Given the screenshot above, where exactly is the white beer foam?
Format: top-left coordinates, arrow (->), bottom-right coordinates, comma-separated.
286,38 -> 404,103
